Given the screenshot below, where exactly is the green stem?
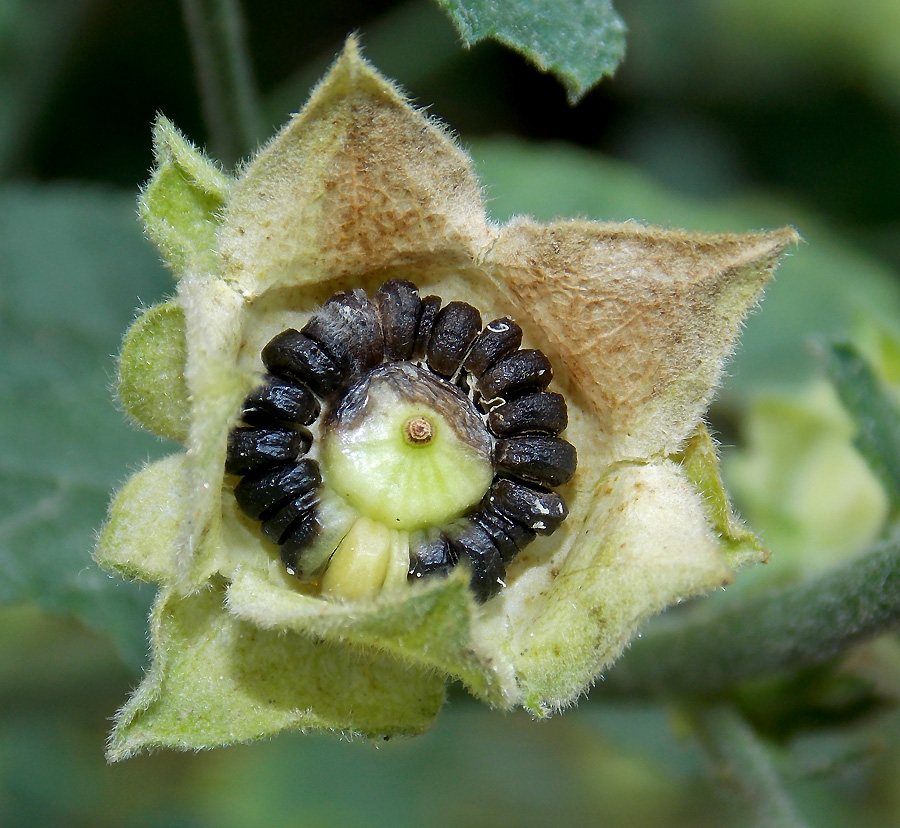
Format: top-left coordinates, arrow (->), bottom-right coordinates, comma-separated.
179,0 -> 262,167
600,532 -> 900,698
0,0 -> 96,179
691,703 -> 812,828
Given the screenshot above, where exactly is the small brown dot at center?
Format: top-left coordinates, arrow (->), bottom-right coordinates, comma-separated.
404,415 -> 434,445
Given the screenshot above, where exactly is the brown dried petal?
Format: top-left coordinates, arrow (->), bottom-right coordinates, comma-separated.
219,39 -> 497,295
486,219 -> 800,462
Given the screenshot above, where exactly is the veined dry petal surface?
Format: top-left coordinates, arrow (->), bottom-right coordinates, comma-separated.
218,46 -> 497,295
96,37 -> 798,760
486,219 -> 794,462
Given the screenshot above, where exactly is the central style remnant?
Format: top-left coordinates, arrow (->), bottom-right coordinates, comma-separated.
404,416 -> 434,445
225,279 -> 577,601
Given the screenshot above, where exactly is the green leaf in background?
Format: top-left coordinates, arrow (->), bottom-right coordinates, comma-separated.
725,384 -> 889,577
435,0 -> 626,102
616,0 -> 900,111
825,343 -> 900,515
0,184 -> 171,669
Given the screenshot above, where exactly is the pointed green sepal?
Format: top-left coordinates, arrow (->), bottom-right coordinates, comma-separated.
139,116 -> 232,277
675,423 -> 769,569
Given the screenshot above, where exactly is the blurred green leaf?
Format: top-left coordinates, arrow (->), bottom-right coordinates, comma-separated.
472,138 -> 900,393
0,184 -> 171,668
435,0 -> 626,102
725,384 -> 889,576
615,0 -> 900,109
825,343 -> 900,514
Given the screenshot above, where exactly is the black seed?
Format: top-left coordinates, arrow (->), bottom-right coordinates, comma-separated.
478,349 -> 553,401
411,295 -> 442,359
279,514 -> 321,575
302,288 -> 384,377
261,329 -> 343,396
488,478 -> 568,535
487,391 -> 568,437
409,533 -> 457,579
472,505 -> 536,565
374,280 -> 422,361
260,490 -> 318,545
241,376 -> 320,427
447,521 -> 506,602
464,317 -> 523,377
426,301 -> 482,376
233,459 -> 322,521
225,427 -> 311,476
495,436 -> 577,487
238,287 -> 576,596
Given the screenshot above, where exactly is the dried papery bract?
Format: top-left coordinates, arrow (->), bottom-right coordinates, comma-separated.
96,37 -> 798,760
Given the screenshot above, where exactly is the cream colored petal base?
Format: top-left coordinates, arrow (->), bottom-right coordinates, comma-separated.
502,459 -> 735,712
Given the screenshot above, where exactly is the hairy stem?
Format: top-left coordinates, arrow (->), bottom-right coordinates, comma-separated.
601,532 -> 900,698
180,0 -> 262,167
691,703 -> 812,828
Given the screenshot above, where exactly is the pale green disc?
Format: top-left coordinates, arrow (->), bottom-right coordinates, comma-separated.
321,364 -> 494,530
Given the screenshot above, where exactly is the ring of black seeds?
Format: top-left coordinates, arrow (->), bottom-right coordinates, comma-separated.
226,279 -> 577,602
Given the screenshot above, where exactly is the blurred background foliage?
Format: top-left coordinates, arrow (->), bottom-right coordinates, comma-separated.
2,0 -> 900,825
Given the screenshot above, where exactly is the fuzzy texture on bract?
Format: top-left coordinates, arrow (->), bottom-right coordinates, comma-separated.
96,37 -> 798,761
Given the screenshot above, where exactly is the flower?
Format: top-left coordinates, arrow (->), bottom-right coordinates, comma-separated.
96,38 -> 798,761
